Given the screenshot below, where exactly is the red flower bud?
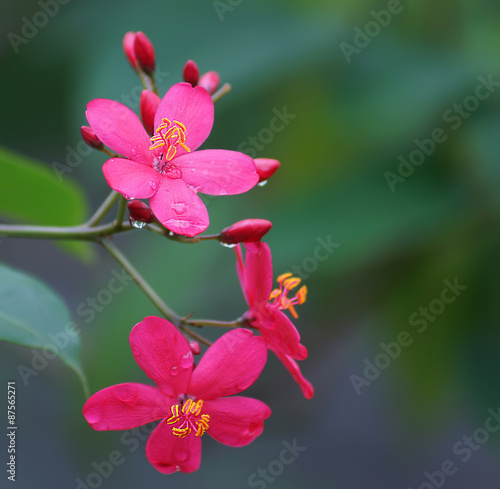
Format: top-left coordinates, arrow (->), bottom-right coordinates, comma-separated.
183,60 -> 200,87
189,340 -> 201,355
254,158 -> 280,183
219,219 -> 272,245
140,90 -> 161,135
133,32 -> 156,75
198,71 -> 220,95
123,32 -> 139,71
127,200 -> 153,224
80,126 -> 103,149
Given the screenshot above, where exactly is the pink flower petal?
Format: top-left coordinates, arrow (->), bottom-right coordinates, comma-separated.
188,329 -> 268,400
272,349 -> 314,399
259,308 -> 308,360
149,177 -> 209,236
154,83 -> 214,156
86,99 -> 152,162
129,317 -> 194,398
174,150 -> 258,196
83,383 -> 171,430
103,158 -> 161,199
204,397 -> 271,447
146,418 -> 201,474
244,241 -> 273,308
235,244 -> 249,305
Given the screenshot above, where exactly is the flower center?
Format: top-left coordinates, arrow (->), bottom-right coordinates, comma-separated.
268,273 -> 307,319
167,399 -> 210,438
150,118 -> 191,162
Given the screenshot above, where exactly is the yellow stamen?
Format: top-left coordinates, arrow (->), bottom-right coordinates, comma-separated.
149,117 -> 191,160
277,272 -> 293,283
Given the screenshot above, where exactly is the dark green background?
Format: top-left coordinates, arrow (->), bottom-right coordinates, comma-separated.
1,0 -> 500,487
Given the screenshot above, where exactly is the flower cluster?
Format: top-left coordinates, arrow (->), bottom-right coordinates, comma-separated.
82,31 -> 313,474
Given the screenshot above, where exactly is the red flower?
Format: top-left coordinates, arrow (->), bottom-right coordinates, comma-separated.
235,242 -> 314,399
85,82 -> 259,236
83,316 -> 270,473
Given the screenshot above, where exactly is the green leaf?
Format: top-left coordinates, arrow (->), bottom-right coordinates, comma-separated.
0,146 -> 93,262
0,262 -> 88,396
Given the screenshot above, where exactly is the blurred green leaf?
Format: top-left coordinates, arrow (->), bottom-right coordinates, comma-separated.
0,146 -> 93,262
0,262 -> 88,396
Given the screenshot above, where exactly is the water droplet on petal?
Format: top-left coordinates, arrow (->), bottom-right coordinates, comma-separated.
171,202 -> 187,215
85,410 -> 101,424
168,231 -> 175,237
130,220 -> 147,229
170,366 -> 180,376
113,385 -> 138,404
131,148 -> 137,156
180,351 -> 193,369
190,168 -> 196,173
149,179 -> 158,191
220,242 -> 237,248
258,180 -> 268,187
219,189 -> 228,196
175,466 -> 181,472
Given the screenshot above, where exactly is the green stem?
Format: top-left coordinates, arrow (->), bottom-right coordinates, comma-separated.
115,197 -> 128,229
212,83 -> 232,103
87,190 -> 120,227
180,325 -> 212,347
183,318 -> 242,328
98,237 -> 181,326
0,222 -> 132,240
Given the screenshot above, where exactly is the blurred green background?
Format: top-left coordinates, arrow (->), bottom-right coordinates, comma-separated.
1,0 -> 500,487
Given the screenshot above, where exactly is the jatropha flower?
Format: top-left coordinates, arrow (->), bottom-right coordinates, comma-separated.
83,316 -> 270,473
235,242 -> 314,399
85,82 -> 259,236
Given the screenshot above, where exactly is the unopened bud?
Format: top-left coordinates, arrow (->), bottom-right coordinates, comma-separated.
127,200 -> 153,223
134,32 -> 156,75
219,219 -> 272,245
198,71 -> 220,95
189,340 -> 201,355
123,32 -> 139,71
254,158 -> 280,183
140,90 -> 161,135
183,60 -> 200,87
80,126 -> 103,149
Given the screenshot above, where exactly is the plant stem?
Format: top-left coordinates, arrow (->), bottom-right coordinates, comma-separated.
87,190 -> 120,227
212,83 -> 232,103
115,197 -> 128,229
98,237 -> 181,326
180,325 -> 212,347
0,222 -> 131,240
183,318 -> 242,328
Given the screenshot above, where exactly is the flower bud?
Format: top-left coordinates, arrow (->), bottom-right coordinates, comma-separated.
134,32 -> 156,75
189,340 -> 201,355
183,60 -> 200,87
254,158 -> 280,183
198,71 -> 220,95
127,200 -> 153,224
140,90 -> 161,135
123,32 -> 139,71
219,219 -> 272,245
80,126 -> 103,149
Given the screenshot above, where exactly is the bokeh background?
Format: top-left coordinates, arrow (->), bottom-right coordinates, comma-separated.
1,0 -> 500,488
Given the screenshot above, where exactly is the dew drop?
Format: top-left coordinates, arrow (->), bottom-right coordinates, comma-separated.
85,410 -> 101,424
257,180 -> 268,187
180,351 -> 193,369
149,179 -> 158,191
131,148 -> 137,156
171,202 -> 187,215
175,450 -> 189,462
170,366 -> 180,376
190,168 -> 196,173
219,189 -> 228,196
220,242 -> 237,249
130,220 -> 146,229
113,385 -> 138,404
175,466 -> 181,472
